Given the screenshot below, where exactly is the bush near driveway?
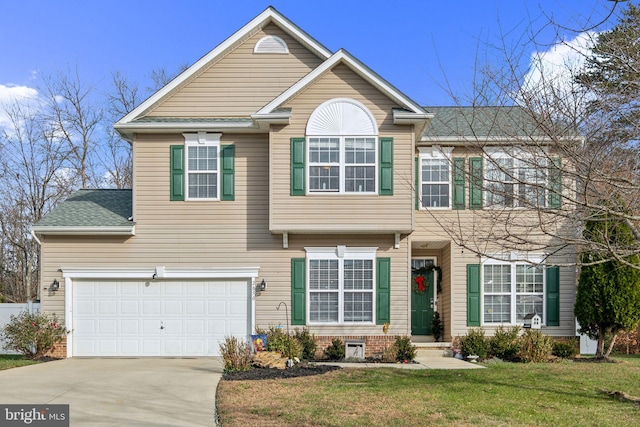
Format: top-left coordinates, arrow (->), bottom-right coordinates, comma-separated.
1,311 -> 68,360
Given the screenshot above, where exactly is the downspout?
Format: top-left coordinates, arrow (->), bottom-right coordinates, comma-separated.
30,229 -> 42,245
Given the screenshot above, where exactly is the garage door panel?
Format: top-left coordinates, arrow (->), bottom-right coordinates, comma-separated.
98,319 -> 117,334
73,279 -> 250,357
98,300 -> 117,315
164,300 -> 182,315
121,300 -> 139,315
120,319 -> 139,334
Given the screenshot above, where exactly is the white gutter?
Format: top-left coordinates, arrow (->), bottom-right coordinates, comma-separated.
31,226 -> 135,236
30,229 -> 42,245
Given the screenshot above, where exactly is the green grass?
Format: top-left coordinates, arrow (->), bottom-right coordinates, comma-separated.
0,355 -> 41,371
218,355 -> 640,426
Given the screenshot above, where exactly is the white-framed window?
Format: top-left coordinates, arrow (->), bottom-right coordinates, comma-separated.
308,136 -> 377,193
306,247 -> 377,324
485,149 -> 548,208
306,98 -> 379,195
419,147 -> 453,208
482,255 -> 545,325
184,132 -> 220,200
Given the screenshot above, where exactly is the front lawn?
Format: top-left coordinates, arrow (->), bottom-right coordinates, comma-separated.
217,356 -> 640,426
0,355 -> 41,371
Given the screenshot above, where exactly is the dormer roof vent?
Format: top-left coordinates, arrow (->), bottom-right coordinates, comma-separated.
254,35 -> 289,54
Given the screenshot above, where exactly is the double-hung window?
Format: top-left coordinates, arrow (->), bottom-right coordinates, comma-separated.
307,247 -> 376,323
308,137 -> 377,193
184,132 -> 220,200
419,147 -> 453,208
482,256 -> 545,324
485,149 -> 548,208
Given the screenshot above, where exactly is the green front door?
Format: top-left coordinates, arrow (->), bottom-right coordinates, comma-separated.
411,260 -> 435,336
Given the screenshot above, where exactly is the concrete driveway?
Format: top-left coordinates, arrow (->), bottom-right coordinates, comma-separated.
0,357 -> 223,426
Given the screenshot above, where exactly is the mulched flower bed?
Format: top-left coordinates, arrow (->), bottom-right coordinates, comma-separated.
223,364 -> 341,381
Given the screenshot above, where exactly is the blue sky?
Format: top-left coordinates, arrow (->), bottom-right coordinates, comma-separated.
0,0 -> 629,107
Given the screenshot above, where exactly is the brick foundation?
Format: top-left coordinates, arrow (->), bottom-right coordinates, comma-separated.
314,335 -> 400,359
45,338 -> 67,359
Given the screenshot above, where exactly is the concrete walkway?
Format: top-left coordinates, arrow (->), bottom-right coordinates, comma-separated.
318,355 -> 484,370
0,358 -> 223,426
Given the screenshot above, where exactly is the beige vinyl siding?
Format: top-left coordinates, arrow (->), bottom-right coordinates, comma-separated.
270,63 -> 414,233
40,131 -> 412,335
148,24 -> 324,117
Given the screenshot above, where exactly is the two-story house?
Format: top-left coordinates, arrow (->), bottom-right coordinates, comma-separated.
33,7 -> 576,358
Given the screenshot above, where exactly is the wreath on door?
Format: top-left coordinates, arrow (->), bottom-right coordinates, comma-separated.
411,265 -> 442,294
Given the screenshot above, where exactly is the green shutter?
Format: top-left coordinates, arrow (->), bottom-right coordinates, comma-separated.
290,138 -> 306,196
415,156 -> 420,210
469,157 -> 483,209
546,266 -> 560,326
221,144 -> 235,201
549,157 -> 562,209
467,264 -> 481,326
376,257 -> 391,324
170,145 -> 184,201
291,258 -> 306,325
452,157 -> 466,210
379,137 -> 393,195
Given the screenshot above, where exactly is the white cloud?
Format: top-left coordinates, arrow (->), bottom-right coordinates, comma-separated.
521,32 -> 596,114
0,84 -> 40,130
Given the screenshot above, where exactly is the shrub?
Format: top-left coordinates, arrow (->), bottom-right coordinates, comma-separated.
552,340 -> 578,359
219,336 -> 252,372
294,327 -> 317,360
460,328 -> 490,359
1,311 -> 68,359
490,325 -> 521,360
264,326 -> 302,359
518,329 -> 553,363
432,312 -> 444,342
393,336 -> 417,362
324,338 -> 345,360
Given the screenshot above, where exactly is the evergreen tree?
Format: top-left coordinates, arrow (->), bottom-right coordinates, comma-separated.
575,208 -> 640,358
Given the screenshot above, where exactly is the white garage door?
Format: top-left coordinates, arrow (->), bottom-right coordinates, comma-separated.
72,279 -> 250,357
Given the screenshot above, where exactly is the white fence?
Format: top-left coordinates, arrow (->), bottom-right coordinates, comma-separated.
0,302 -> 41,354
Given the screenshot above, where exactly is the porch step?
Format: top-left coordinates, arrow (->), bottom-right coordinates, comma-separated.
413,342 -> 453,358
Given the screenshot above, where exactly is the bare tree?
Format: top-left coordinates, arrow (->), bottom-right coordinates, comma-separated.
419,2 -> 640,268
40,68 -> 102,188
0,100 -> 74,301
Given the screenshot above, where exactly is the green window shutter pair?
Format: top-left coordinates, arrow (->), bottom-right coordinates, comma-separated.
170,144 -> 235,201
466,263 -> 561,327
290,137 -> 394,196
290,257 -> 391,326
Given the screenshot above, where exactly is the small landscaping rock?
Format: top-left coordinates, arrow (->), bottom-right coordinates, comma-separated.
252,351 -> 288,369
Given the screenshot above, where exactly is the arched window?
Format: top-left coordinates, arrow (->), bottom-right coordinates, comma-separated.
306,99 -> 378,193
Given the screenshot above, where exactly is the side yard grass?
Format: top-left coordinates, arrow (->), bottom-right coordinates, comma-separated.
218,356 -> 640,426
0,355 -> 41,371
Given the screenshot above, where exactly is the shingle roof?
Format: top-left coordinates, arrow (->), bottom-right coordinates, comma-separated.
34,189 -> 132,228
132,117 -> 253,124
422,106 -> 547,139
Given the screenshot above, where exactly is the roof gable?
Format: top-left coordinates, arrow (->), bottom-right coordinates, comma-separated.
116,7 -> 332,126
257,49 -> 426,116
